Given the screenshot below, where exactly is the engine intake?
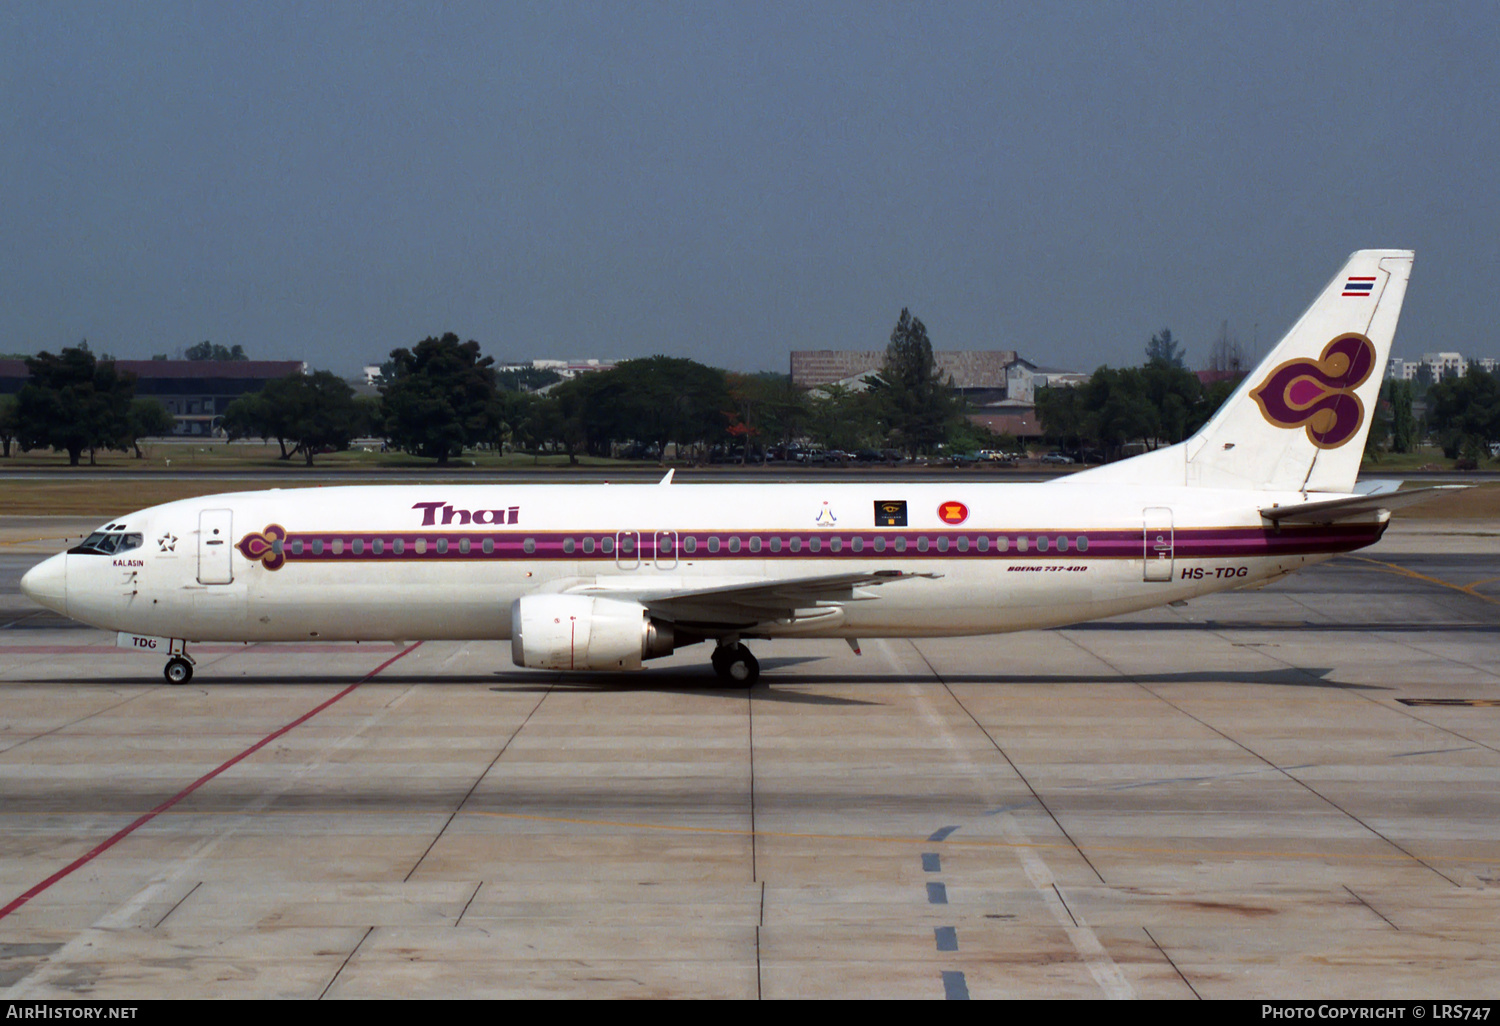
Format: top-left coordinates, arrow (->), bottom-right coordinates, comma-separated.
511,594 -> 678,671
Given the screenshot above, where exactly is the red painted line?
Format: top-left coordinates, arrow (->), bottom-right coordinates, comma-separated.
0,642 -> 424,922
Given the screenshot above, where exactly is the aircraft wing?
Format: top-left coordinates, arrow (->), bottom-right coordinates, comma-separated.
569,570 -> 939,630
1260,485 -> 1467,524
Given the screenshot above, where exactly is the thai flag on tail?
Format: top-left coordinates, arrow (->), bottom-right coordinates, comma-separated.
1342,276 -> 1376,297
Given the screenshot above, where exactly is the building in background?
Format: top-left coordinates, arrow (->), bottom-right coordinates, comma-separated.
0,359 -> 305,436
790,349 -> 1084,442
1387,352 -> 1497,380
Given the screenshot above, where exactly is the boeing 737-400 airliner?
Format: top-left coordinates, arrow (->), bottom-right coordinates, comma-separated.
21,250 -> 1449,686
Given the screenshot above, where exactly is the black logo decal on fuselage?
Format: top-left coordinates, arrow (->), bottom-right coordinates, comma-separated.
875,500 -> 907,527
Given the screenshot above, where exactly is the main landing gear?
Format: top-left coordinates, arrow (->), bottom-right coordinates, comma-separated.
711,642 -> 760,687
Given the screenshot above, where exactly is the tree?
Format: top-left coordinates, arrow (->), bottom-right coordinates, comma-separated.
123,398 -> 177,457
222,392 -> 285,454
380,334 -> 499,464
1035,383 -> 1086,453
806,384 -> 881,453
228,371 -> 364,465
1375,379 -> 1418,455
1185,378 -> 1239,437
280,371 -> 365,465
0,394 -> 17,457
867,309 -> 963,458
1140,359 -> 1202,445
1144,328 -> 1186,369
607,357 -> 732,461
1426,368 -> 1500,461
16,347 -> 137,465
725,372 -> 809,461
185,341 -> 248,361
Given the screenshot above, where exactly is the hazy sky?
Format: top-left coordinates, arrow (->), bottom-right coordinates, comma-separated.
3,1 -> 1496,376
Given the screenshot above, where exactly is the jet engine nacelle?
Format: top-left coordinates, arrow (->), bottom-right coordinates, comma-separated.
510,594 -> 677,671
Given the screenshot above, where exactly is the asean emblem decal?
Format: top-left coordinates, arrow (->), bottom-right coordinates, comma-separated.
236,524 -> 288,571
1249,333 -> 1375,449
938,501 -> 969,525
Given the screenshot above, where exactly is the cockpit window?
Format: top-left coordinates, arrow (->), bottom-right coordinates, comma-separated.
69,532 -> 143,556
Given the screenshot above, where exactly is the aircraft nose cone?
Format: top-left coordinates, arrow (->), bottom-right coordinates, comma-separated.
20,554 -> 67,616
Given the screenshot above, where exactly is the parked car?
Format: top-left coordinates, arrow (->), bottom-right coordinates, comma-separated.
1039,452 -> 1074,465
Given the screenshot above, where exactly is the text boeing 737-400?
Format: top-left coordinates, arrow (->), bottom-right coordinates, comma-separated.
21,249 -> 1455,686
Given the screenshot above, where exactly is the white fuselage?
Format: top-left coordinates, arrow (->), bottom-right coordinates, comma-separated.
28,480 -> 1385,645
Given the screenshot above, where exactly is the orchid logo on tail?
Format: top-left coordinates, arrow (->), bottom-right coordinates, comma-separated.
1250,334 -> 1376,449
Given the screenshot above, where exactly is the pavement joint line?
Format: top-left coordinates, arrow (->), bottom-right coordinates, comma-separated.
1343,884 -> 1400,931
0,685 -> 161,759
1143,926 -> 1200,999
898,639 -> 1127,996
3,804 -> 1488,867
320,925 -> 374,1001
1063,626 -> 1473,887
403,674 -> 554,883
454,881 -> 482,928
1241,611 -> 1500,756
0,641 -> 423,922
926,638 -> 1107,886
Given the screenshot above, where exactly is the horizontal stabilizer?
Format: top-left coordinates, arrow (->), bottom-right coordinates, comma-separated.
1260,486 -> 1467,524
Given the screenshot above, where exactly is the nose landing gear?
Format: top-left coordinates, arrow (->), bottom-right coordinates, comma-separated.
711,642 -> 760,687
164,654 -> 196,684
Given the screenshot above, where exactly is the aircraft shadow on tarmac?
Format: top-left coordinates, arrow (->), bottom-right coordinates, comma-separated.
31,664 -> 1381,694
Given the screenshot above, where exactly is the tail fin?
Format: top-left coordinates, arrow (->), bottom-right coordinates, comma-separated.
1072,249 -> 1414,494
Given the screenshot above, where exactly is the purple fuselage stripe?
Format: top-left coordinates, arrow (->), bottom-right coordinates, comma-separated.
258,524 -> 1383,567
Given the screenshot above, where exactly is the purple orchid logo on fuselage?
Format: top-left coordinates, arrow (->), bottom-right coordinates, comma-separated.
1250,334 -> 1376,449
236,524 -> 288,570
